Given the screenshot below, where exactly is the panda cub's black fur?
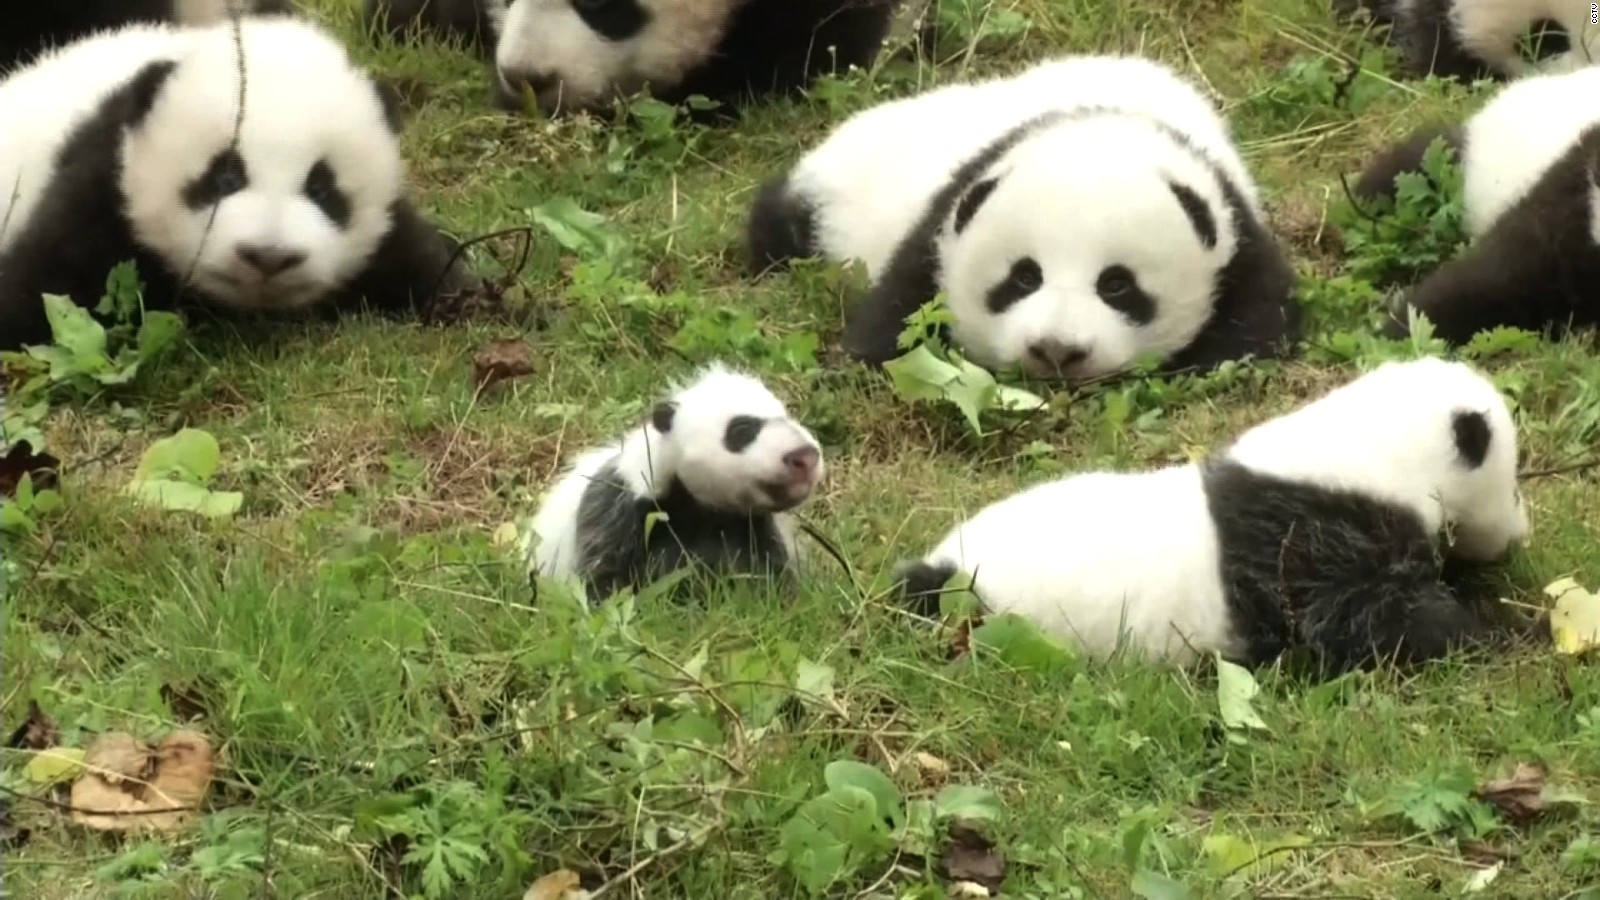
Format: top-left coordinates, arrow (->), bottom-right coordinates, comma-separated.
1,0 -> 296,72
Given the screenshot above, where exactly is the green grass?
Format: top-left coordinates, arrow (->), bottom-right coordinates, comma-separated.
5,0 -> 1600,897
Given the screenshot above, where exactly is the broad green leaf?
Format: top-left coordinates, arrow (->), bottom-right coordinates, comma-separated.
824,760 -> 904,827
932,784 -> 1003,823
1215,655 -> 1270,733
1201,832 -> 1309,878
40,294 -> 109,370
777,786 -> 891,893
882,344 -> 962,405
528,197 -> 627,262
133,428 -> 222,484
127,478 -> 243,518
29,489 -> 62,514
24,747 -> 85,785
680,642 -> 710,681
795,658 -> 835,704
992,383 -> 1047,412
135,311 -> 183,363
1131,869 -> 1191,900
0,502 -> 33,534
970,613 -> 1077,674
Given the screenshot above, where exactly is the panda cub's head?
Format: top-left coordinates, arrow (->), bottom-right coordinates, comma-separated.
119,17 -> 404,312
1226,357 -> 1530,562
492,0 -> 730,114
936,111 -> 1238,380
644,363 -> 825,515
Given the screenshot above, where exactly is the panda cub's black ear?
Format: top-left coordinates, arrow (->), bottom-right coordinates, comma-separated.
650,401 -> 678,434
952,176 -> 999,235
1451,409 -> 1491,469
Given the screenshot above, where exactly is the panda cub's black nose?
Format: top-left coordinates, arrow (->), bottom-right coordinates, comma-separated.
497,68 -> 559,105
1027,338 -> 1090,371
236,243 -> 306,277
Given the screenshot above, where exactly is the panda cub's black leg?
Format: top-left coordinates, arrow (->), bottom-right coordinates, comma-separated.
339,198 -> 483,322
745,176 -> 818,276
893,560 -> 961,618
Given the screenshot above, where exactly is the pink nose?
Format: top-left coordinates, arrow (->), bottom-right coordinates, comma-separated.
784,446 -> 819,481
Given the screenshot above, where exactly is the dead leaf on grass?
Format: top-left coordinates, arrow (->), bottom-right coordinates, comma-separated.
950,881 -> 993,898
523,868 -> 589,900
69,729 -> 217,833
1473,761 -> 1585,826
948,615 -> 982,661
939,819 -> 1006,893
472,338 -> 535,391
0,440 -> 60,497
912,751 -> 951,782
6,699 -> 60,750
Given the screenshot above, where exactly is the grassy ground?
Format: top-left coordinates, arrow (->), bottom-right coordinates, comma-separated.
4,0 -> 1600,897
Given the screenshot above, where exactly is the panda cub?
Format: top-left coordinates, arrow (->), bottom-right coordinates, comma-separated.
896,357 -> 1529,678
522,363 -> 826,603
1,0 -> 294,73
0,17 -> 476,352
363,0 -> 906,119
747,54 -> 1303,383
1356,0 -> 1581,81
1353,65 -> 1600,344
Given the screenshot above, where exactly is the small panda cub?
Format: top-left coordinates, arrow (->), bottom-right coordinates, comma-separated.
1,0 -> 295,72
0,17 -> 476,352
747,54 -> 1303,383
1353,65 -> 1600,344
364,0 -> 906,119
1359,0 -> 1582,81
896,357 -> 1529,678
523,363 -> 826,603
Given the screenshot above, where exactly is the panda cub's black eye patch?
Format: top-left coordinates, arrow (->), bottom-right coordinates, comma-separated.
570,0 -> 652,41
1095,265 -> 1155,326
183,149 -> 248,210
303,159 -> 351,228
723,415 -> 764,453
986,256 -> 1043,314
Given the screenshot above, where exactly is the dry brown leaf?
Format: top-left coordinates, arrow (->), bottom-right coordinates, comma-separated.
5,700 -> 60,751
948,615 -> 982,661
939,820 -> 1006,893
69,730 -> 216,833
913,751 -> 951,779
84,732 -> 153,786
523,868 -> 587,900
1473,762 -> 1550,826
949,881 -> 993,898
472,338 -> 535,391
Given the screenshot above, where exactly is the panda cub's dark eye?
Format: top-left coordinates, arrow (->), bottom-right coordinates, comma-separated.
1095,264 -> 1156,326
303,159 -> 352,228
723,415 -> 764,453
182,148 -> 248,210
985,256 -> 1043,314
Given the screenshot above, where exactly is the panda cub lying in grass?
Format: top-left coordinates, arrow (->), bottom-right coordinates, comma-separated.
896,357 -> 1530,679
523,363 -> 826,603
0,17 -> 477,352
364,0 -> 904,120
1336,0 -> 1581,82
1353,65 -> 1600,345
747,53 -> 1303,383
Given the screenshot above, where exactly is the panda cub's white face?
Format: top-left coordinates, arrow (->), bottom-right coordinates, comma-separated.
118,19 -> 403,311
493,0 -> 731,114
935,115 -> 1236,381
652,365 -> 825,515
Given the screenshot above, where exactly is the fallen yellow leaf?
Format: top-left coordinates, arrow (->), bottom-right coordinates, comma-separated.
523,869 -> 587,900
1545,577 -> 1600,656
491,521 -> 521,549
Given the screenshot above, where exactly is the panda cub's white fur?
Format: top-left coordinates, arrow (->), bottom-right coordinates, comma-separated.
522,362 -> 826,602
748,54 -> 1301,383
0,17 -> 472,351
897,357 -> 1528,676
